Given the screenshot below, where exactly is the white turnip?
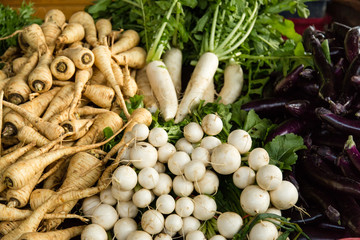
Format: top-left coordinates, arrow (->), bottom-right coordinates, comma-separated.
175,138 -> 194,155
156,194 -> 175,215
175,197 -> 194,217
184,160 -> 206,182
201,114 -> 223,136
130,142 -> 158,169
152,173 -> 172,196
193,194 -> 217,220
217,212 -> 243,238
132,188 -> 154,208
164,214 -> 183,233
167,151 -> 191,175
248,221 -> 278,240
141,209 -> 165,235
172,175 -> 194,197
194,170 -> 219,195
158,142 -> 176,163
81,195 -> 101,216
100,186 -> 117,205
186,230 -> 206,240
256,164 -> 283,191
179,216 -> 200,236
113,218 -> 137,240
200,136 -> 221,154
126,230 -> 152,240
183,122 -> 204,143
269,180 -> 298,210
138,167 -> 159,190
81,224 -> 107,240
227,129 -> 252,154
233,166 -> 256,189
240,185 -> 270,216
148,127 -> 168,147
248,147 -> 270,171
112,165 -> 137,191
116,201 -> 138,218
91,203 -> 118,230
211,143 -> 241,175
131,123 -> 149,141
111,187 -> 134,202
191,147 -> 210,166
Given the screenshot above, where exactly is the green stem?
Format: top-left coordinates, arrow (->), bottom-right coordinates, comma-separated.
214,8 -> 226,50
218,2 -> 259,58
234,53 -> 312,60
215,12 -> 246,54
209,2 -> 220,52
172,2 -> 181,48
146,0 -> 178,62
257,35 -> 278,50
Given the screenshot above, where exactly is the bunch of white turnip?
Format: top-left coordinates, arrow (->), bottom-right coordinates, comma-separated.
80,113 -> 299,240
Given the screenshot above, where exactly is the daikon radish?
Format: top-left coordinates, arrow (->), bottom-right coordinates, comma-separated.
163,48 -> 182,97
136,67 -> 159,113
218,63 -> 244,104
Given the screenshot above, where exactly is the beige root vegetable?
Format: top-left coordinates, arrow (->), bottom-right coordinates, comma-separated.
29,189 -> 55,210
0,221 -> 22,237
92,45 -> 129,118
50,56 -> 76,81
111,29 -> 140,55
2,125 -> 122,190
136,67 -> 158,113
0,69 -> 8,80
0,203 -> 87,222
48,106 -> 109,125
75,111 -> 123,146
2,100 -> 65,141
61,118 -> 94,140
12,57 -> 28,74
20,24 -> 48,55
83,84 -> 115,109
88,67 -> 107,85
111,59 -> 124,86
43,160 -> 69,190
56,23 -> 85,49
19,225 -> 85,240
112,46 -> 147,69
44,152 -> 103,230
52,80 -> 73,86
5,52 -> 38,104
2,87 -> 60,137
59,46 -> 95,70
68,68 -> 93,119
36,158 -> 66,185
44,9 -> 66,27
41,21 -> 62,53
96,18 -> 112,45
6,171 -> 43,208
0,46 -> 19,62
42,84 -> 75,121
122,63 -> 137,97
69,11 -> 98,47
28,50 -> 53,93
16,126 -> 50,147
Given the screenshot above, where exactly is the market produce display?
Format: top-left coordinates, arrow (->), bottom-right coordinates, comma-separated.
0,0 -> 360,239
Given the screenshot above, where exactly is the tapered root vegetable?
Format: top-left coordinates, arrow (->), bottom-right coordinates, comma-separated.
111,29 -> 140,55
44,9 -> 66,27
163,48 -> 182,97
96,19 -> 112,45
69,11 -> 98,47
83,84 -> 115,108
202,80 -> 215,104
111,59 -> 124,86
42,160 -> 69,190
89,67 -> 107,85
122,63 -> 138,97
0,221 -> 22,237
21,24 -> 48,55
19,225 -> 85,240
42,84 -> 75,121
12,57 -> 28,74
219,63 -> 244,104
75,111 -> 123,145
3,126 -> 121,190
61,118 -> 94,140
2,100 -> 65,140
44,152 -> 103,230
2,87 -> 60,137
6,171 -> 42,208
17,126 -> 50,147
0,142 -> 36,175
49,106 -> 108,124
5,52 -> 38,105
50,56 -> 76,81
92,45 -> 129,118
136,67 -> 159,113
56,23 -> 85,48
175,52 -> 219,123
112,47 -> 147,69
68,68 -> 93,118
41,21 -> 62,53
28,51 -> 53,93
146,60 -> 178,121
59,46 -> 95,70
29,189 -> 55,210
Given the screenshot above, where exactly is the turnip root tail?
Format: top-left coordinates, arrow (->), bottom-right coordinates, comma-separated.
175,52 -> 219,123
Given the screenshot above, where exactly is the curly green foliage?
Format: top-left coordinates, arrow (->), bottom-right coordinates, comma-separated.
0,1 -> 42,55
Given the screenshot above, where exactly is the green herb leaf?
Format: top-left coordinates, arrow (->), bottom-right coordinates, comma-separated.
265,133 -> 307,170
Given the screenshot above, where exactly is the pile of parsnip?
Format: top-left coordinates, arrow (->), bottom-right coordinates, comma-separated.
0,8 -> 155,240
